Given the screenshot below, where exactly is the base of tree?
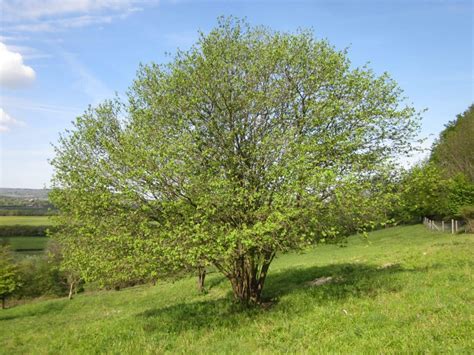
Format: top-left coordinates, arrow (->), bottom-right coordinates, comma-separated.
226,254 -> 274,305
197,268 -> 206,293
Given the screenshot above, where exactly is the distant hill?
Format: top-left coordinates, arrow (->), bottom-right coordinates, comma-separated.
0,188 -> 51,200
0,189 -> 54,216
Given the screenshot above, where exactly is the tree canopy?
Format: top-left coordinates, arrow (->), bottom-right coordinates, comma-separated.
431,104 -> 474,182
51,18 -> 420,304
395,104 -> 474,223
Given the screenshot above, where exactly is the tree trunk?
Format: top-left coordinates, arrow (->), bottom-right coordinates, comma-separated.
197,267 -> 206,292
227,252 -> 274,305
68,281 -> 75,300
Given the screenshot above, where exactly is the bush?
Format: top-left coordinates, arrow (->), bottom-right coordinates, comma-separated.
0,246 -> 20,308
14,255 -> 68,299
459,205 -> 474,233
395,164 -> 447,222
395,164 -> 474,223
445,175 -> 474,218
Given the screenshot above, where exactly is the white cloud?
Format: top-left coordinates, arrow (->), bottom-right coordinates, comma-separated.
1,96 -> 81,115
2,0 -> 143,20
1,0 -> 154,32
0,108 -> 25,133
0,35 -> 30,42
6,12 -> 141,32
0,42 -> 36,89
3,44 -> 51,60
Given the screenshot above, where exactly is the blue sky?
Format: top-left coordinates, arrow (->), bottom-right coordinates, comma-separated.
0,0 -> 472,188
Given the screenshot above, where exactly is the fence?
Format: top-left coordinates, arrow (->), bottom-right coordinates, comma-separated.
423,217 -> 466,234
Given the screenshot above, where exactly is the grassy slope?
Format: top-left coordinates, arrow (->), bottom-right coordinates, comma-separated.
0,216 -> 51,226
1,225 -> 473,354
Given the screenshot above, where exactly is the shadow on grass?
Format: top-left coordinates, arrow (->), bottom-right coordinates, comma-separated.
264,262 -> 410,300
0,300 -> 67,321
206,273 -> 228,290
138,262 -> 421,334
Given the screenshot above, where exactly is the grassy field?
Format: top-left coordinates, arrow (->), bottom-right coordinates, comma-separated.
0,216 -> 51,254
1,225 -> 473,353
0,216 -> 51,226
0,237 -> 49,252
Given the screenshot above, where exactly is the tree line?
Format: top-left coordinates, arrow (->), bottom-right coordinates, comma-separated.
395,105 -> 474,226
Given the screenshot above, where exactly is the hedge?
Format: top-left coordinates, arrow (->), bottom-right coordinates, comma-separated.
0,225 -> 49,237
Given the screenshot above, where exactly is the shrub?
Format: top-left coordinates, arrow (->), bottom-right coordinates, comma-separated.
15,255 -> 68,299
459,205 -> 474,233
0,246 -> 20,309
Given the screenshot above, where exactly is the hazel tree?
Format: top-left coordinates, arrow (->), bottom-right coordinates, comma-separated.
51,18 -> 420,304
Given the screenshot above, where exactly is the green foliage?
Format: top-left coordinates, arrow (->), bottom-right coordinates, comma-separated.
431,104 -> 474,182
444,174 -> 474,217
396,163 -> 474,221
50,17 -> 420,303
396,164 -> 446,221
0,241 -> 71,305
1,226 -> 473,352
459,205 -> 474,219
14,255 -> 68,299
0,246 -> 20,308
396,105 -> 474,223
459,205 -> 474,232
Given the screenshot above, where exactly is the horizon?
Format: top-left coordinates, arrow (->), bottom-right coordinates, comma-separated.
1,0 -> 473,188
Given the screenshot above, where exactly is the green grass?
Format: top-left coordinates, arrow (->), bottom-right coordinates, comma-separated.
1,225 -> 473,353
0,215 -> 51,255
0,237 -> 49,252
0,216 -> 51,226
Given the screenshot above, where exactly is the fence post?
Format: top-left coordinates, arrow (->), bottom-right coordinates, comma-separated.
442,220 -> 444,232
451,219 -> 454,234
455,220 -> 458,233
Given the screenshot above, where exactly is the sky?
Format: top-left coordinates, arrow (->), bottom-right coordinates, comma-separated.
0,0 -> 472,188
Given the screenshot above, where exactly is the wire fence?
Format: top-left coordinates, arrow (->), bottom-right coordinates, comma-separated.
423,217 -> 467,234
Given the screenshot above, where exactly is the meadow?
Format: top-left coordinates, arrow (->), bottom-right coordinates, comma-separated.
1,225 -> 472,353
0,216 -> 50,254
0,237 -> 49,254
0,216 -> 51,226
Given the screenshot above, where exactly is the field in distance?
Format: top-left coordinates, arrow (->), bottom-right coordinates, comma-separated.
0,216 -> 52,226
1,236 -> 49,253
0,216 -> 51,254
1,225 -> 472,353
